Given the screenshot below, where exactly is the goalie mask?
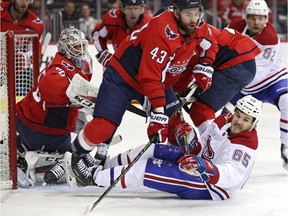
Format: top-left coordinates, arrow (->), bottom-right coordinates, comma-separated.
235,95 -> 263,129
57,26 -> 88,68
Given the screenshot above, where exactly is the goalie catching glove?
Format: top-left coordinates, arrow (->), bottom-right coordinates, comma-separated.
174,122 -> 198,154
190,63 -> 214,92
96,49 -> 113,68
178,154 -> 219,184
147,110 -> 169,143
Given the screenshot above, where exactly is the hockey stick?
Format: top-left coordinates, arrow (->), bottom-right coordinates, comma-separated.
83,85 -> 198,214
40,32 -> 51,62
83,135 -> 157,215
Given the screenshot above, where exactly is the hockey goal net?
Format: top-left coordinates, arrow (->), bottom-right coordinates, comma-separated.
0,31 -> 40,189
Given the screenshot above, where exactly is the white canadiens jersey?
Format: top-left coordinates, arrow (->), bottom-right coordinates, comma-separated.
199,115 -> 258,200
240,23 -> 287,94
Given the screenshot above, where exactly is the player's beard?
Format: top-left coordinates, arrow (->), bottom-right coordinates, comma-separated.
176,17 -> 197,36
13,3 -> 28,15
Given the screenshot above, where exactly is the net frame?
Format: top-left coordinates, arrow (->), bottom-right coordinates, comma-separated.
0,30 -> 39,189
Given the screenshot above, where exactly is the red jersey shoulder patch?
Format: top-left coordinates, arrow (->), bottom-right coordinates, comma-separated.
62,61 -> 75,71
108,9 -> 118,18
165,25 -> 179,40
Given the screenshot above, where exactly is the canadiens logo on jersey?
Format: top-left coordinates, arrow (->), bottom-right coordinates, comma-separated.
109,9 -> 117,18
202,135 -> 215,160
165,25 -> 179,40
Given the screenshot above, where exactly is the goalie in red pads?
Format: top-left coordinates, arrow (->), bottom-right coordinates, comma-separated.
16,26 -> 97,185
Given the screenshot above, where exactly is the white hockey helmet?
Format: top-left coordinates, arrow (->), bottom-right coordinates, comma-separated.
57,26 -> 88,68
235,95 -> 263,129
246,0 -> 269,23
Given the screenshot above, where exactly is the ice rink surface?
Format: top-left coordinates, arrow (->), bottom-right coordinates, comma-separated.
1,103 -> 288,216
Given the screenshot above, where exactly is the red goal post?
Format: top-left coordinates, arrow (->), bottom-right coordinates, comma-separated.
0,30 -> 40,189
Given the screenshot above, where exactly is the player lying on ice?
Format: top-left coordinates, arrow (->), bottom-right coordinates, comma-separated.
65,95 -> 262,200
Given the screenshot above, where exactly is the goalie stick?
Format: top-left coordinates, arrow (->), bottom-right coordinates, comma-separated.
83,84 -> 198,214
40,32 -> 51,63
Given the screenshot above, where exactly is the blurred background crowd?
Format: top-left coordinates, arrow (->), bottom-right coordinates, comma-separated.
1,0 -> 287,42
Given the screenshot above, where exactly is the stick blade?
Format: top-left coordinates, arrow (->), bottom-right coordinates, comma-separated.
84,204 -> 92,215
41,32 -> 51,55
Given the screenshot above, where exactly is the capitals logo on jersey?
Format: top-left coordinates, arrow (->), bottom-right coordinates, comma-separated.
165,25 -> 179,40
62,61 -> 75,71
168,63 -> 187,76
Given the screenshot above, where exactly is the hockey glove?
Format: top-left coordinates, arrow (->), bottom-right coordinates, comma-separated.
96,50 -> 113,67
147,111 -> 169,143
191,63 -> 214,92
178,154 -> 219,183
174,122 -> 197,154
281,144 -> 288,171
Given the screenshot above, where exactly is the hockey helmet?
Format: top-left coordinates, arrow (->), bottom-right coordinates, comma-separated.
172,0 -> 202,10
121,0 -> 144,7
57,26 -> 88,68
246,0 -> 269,22
235,95 -> 263,129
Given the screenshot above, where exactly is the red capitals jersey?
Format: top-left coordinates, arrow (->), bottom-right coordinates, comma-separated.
110,10 -> 218,108
0,2 -> 43,38
174,26 -> 260,92
16,53 -> 92,135
211,26 -> 261,70
92,8 -> 152,52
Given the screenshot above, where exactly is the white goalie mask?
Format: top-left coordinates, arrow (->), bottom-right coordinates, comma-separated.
235,95 -> 263,129
57,26 -> 88,68
246,0 -> 269,23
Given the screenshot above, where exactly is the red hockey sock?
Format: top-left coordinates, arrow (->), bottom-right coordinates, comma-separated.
189,101 -> 215,127
84,117 -> 117,144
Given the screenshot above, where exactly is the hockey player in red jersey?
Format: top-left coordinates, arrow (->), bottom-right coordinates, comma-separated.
92,0 -> 152,67
65,0 -> 218,183
16,26 -> 97,185
0,0 -> 43,36
227,0 -> 288,170
1,0 -> 44,95
170,25 -> 261,146
68,96 -> 262,201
